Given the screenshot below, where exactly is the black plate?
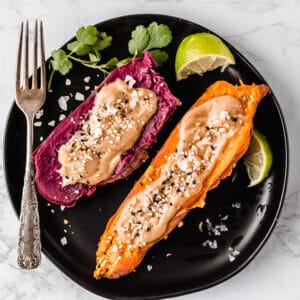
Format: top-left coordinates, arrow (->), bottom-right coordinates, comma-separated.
4,14 -> 288,299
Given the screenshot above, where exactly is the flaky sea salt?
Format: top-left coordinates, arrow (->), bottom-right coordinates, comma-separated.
125,75 -> 136,88
48,120 -> 55,127
60,237 -> 68,246
75,92 -> 85,101
34,121 -> 42,127
35,109 -> 44,119
58,96 -> 69,111
83,76 -> 91,83
146,265 -> 153,272
59,114 -> 66,121
202,239 -> 218,249
232,202 -> 241,208
228,246 -> 240,262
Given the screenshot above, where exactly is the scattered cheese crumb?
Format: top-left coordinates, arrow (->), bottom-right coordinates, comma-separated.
63,229 -> 67,233
50,209 -> 55,214
60,206 -> 65,211
85,86 -> 90,91
39,136 -> 44,142
60,236 -> 68,246
75,92 -> 85,101
65,78 -> 71,86
47,203 -> 51,207
166,253 -> 172,257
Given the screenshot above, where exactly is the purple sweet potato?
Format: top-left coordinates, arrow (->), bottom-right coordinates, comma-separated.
33,51 -> 179,207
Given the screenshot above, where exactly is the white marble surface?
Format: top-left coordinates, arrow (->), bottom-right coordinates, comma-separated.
0,0 -> 300,299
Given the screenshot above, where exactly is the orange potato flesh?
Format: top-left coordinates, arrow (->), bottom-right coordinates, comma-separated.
94,80 -> 270,279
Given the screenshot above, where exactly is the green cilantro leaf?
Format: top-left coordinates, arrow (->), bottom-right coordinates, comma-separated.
92,32 -> 112,52
128,25 -> 150,56
67,26 -> 98,56
50,50 -> 72,75
150,50 -> 169,65
146,22 -> 172,50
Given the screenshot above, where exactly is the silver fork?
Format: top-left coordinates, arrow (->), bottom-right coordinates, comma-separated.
15,20 -> 46,269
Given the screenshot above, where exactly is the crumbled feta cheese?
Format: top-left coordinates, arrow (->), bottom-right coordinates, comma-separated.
85,86 -> 90,91
65,78 -> 71,86
60,206 -> 65,211
39,136 -> 44,142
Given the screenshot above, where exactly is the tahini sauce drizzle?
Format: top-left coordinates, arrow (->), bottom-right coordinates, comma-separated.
116,96 -> 246,247
58,79 -> 157,186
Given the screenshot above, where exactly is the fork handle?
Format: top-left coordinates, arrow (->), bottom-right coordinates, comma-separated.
17,117 -> 41,269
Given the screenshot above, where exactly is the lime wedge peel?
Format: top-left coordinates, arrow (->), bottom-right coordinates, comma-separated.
243,130 -> 273,187
175,32 -> 235,81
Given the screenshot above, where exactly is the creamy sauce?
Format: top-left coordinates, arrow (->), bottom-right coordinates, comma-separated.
115,96 -> 246,247
58,79 -> 157,186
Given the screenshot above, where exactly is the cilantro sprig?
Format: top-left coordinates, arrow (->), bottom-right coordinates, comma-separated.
48,26 -> 114,90
48,22 -> 172,91
128,22 -> 172,64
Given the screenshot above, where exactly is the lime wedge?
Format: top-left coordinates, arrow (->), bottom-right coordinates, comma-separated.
175,32 -> 235,81
243,130 -> 273,187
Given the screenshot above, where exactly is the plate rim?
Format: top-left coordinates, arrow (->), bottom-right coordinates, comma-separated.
3,13 -> 289,299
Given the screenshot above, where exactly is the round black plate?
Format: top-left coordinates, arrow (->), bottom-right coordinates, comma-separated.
4,14 -> 288,299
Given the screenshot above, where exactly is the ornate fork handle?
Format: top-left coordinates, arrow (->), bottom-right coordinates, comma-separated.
17,116 -> 41,269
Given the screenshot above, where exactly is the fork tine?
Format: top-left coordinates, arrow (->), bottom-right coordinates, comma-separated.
32,20 -> 38,89
16,22 -> 23,92
40,21 -> 46,91
23,20 -> 29,89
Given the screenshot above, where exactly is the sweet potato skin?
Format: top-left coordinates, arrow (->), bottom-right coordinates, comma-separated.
94,80 -> 270,279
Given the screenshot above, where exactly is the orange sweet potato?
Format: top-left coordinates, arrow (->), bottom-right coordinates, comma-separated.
94,80 -> 270,279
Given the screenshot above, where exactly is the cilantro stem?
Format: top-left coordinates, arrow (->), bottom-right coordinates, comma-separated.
48,69 -> 56,92
68,55 -> 100,64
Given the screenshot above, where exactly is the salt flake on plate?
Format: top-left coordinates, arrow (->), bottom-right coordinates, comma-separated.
60,236 -> 68,246
58,96 -> 69,111
75,92 -> 85,101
